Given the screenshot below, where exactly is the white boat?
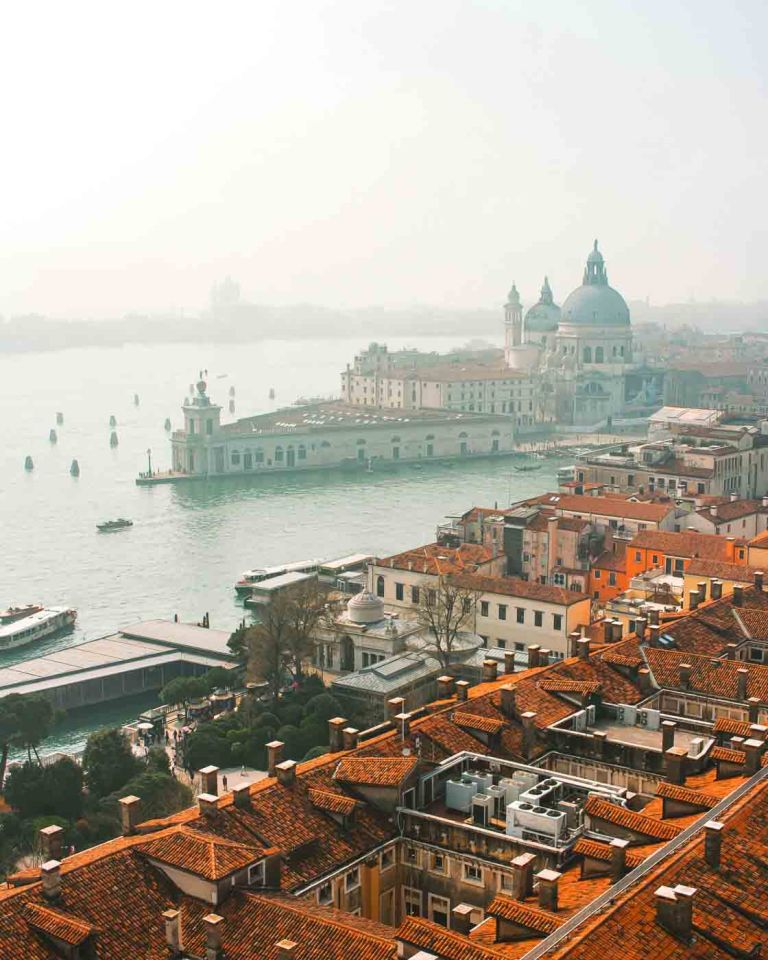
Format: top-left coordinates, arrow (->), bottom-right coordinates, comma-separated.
0,605 -> 77,652
234,558 -> 323,596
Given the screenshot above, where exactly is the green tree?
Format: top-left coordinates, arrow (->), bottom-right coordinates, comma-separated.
158,676 -> 207,712
185,726 -> 231,771
11,695 -> 55,764
146,746 -> 171,776
0,697 -> 22,786
115,771 -> 192,820
82,729 -> 141,799
304,692 -> 342,722
4,762 -> 46,818
44,757 -> 84,820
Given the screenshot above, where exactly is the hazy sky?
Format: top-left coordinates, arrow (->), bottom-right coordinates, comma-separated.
1,0 -> 767,317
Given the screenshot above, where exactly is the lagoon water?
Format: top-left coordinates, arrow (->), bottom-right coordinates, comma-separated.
0,336 -> 564,751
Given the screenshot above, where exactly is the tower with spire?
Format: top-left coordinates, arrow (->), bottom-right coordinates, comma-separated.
504,283 -> 523,351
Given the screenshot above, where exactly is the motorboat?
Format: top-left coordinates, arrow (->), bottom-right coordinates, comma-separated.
0,606 -> 77,652
97,518 -> 134,532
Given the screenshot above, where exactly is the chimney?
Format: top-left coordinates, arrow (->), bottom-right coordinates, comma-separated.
662,720 -> 677,751
119,795 -> 141,836
328,717 -> 348,751
689,590 -> 700,611
198,793 -> 219,816
635,617 -> 647,640
528,644 -> 541,669
39,825 -> 63,862
697,580 -> 707,602
637,667 -> 652,695
387,698 -> 405,720
199,765 -> 219,797
163,909 -> 181,955
276,941 -> 298,960
756,570 -> 765,592
649,608 -> 660,626
437,675 -> 455,699
648,624 -> 661,647
704,820 -> 724,870
725,642 -> 738,660
510,852 -> 536,900
521,711 -> 537,759
611,620 -> 623,643
395,713 -> 411,739
709,504 -> 718,517
710,579 -> 723,600
733,584 -> 744,607
342,727 -> 359,750
456,680 -> 470,702
539,648 -> 551,666
41,860 -> 61,901
678,663 -> 692,690
203,914 -> 224,960
275,759 -> 297,787
749,723 -> 767,741
568,631 -> 581,657
504,651 -> 516,675
483,659 -> 498,683
654,885 -> 696,942
742,738 -> 762,775
500,684 -> 516,719
232,783 -> 251,810
451,904 -> 474,935
610,838 -> 629,880
736,668 -> 749,700
603,620 -> 613,644
536,869 -> 561,912
266,740 -> 285,776
665,746 -> 687,785
592,730 -> 608,756
748,697 -> 760,723
577,637 -> 591,661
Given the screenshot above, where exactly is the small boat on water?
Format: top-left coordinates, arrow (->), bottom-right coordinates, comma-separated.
164,418 -> 172,431
109,415 -> 117,427
234,559 -> 322,596
24,455 -> 34,471
134,393 -> 140,406
97,518 -> 133,532
70,459 -> 80,477
49,428 -> 57,443
513,453 -> 543,472
0,605 -> 77,652
56,412 -> 64,425
268,388 -> 275,399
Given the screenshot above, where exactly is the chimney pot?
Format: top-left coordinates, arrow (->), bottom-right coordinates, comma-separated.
504,651 -> 516,675
39,824 -> 63,862
665,746 -> 687,785
678,663 -> 692,690
118,795 -> 141,836
266,740 -> 285,776
203,913 -> 224,960
275,759 -> 297,787
697,580 -> 707,601
736,667 -> 749,700
198,793 -> 219,816
500,684 -> 517,719
528,644 -> 541,669
733,584 -> 744,607
199,765 -> 219,797
482,658 -> 498,683
437,675 -> 456,699
328,716 -> 348,751
41,860 -> 61,901
611,619 -> 623,643
710,579 -> 723,600
342,727 -> 359,750
394,712 -> 411,739
276,940 -> 298,960
163,909 -> 181,954
609,838 -> 629,880
756,570 -> 765,591
655,885 -> 696,942
535,868 -> 561,912
577,637 -> 591,660
662,720 -> 678,751
456,680 -> 470,702
725,642 -> 738,660
689,590 -> 700,611
451,903 -> 474,935
637,667 -> 652,694
742,738 -> 762,775
704,820 -> 724,870
635,617 -> 647,640
521,711 -> 537,759
232,783 -> 251,810
510,852 -> 536,900
747,697 -> 761,723
568,631 -> 581,658
603,619 -> 613,644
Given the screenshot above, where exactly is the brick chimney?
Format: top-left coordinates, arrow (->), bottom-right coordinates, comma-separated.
163,909 -> 181,955
637,667 -> 652,695
267,740 -> 285,776
275,759 -> 297,787
725,642 -> 738,660
678,663 -> 692,689
755,571 -> 764,592
521,711 -> 537,759
748,697 -> 760,723
603,620 -> 613,644
199,765 -> 219,796
342,727 -> 359,750
635,617 -> 647,640
232,783 -> 251,810
528,645 -> 541,669
539,648 -> 551,666
387,697 -> 405,719
704,820 -> 724,870
736,668 -> 749,700
451,903 -> 474,935
649,608 -> 660,626
611,620 -> 623,643
689,590 -> 700,611
328,717 -> 348,752
654,885 -> 696,942
119,795 -> 141,836
510,852 -> 536,900
504,651 -> 516,675
568,631 -> 581,657
697,580 -> 707,602
710,579 -> 723,600
733,584 -> 744,607
500,684 -> 516,719
276,940 -> 298,960
610,838 -> 629,880
536,869 -> 561,912
577,637 -> 590,661
437,675 -> 455,699
648,624 -> 661,647
483,659 -> 498,683
39,825 -> 63,862
198,793 -> 219,816
742,738 -> 763,774
662,720 -> 677,751
665,746 -> 687,785
41,860 -> 61,901
456,680 -> 470,702
203,913 -> 224,960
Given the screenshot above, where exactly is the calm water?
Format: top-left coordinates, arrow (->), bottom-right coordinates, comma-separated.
0,338 -> 564,752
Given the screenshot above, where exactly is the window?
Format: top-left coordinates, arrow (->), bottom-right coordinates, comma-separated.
206,419 -> 213,435
553,573 -> 565,586
463,863 -> 483,884
609,572 -> 617,586
516,607 -> 525,624
553,614 -> 563,631
411,585 -> 420,604
274,446 -> 284,462
652,554 -> 659,564
404,887 -> 422,917
430,852 -> 447,874
317,881 -> 333,905
514,642 -> 525,651
497,638 -> 506,649
248,861 -> 265,886
405,846 -> 419,866
376,575 -> 385,597
254,449 -> 264,463
395,582 -> 404,601
480,600 -> 489,617
380,849 -> 395,872
635,551 -> 642,562
429,894 -> 450,927
594,570 -> 601,579
345,868 -> 360,892
298,444 -> 306,460
534,611 -> 543,627
498,604 -> 507,621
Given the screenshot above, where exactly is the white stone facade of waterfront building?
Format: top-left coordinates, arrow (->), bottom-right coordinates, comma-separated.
170,387 -> 515,476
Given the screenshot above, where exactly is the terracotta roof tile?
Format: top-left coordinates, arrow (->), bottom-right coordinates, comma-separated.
655,782 -> 719,809
375,542 -> 493,576
530,494 -> 674,523
486,896 -> 562,934
538,678 -> 601,695
452,712 -> 506,735
710,745 -> 746,764
135,826 -> 264,880
24,903 -> 94,945
306,788 -> 358,815
584,796 -> 682,841
397,915 -> 504,960
572,838 -> 647,868
334,757 -> 418,787
644,647 -> 768,701
685,559 -> 760,582
713,717 -> 753,738
630,529 -> 739,561
450,572 -> 589,606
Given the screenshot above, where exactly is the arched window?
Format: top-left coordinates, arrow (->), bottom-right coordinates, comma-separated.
254,449 -> 264,463
298,444 -> 307,460
231,450 -> 241,466
595,346 -> 604,363
376,575 -> 385,598
459,431 -> 468,438
583,346 -> 592,363
274,446 -> 284,462
620,345 -> 625,356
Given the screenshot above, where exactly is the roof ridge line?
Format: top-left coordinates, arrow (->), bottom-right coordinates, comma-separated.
245,892 -> 395,944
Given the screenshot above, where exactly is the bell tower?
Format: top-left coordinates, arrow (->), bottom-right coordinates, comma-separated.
504,283 -> 523,353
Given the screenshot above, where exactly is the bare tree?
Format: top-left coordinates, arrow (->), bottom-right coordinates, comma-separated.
283,580 -> 328,679
416,576 -> 481,671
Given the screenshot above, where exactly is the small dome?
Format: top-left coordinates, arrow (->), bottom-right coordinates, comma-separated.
347,590 -> 385,624
506,283 -> 521,306
524,277 -> 560,333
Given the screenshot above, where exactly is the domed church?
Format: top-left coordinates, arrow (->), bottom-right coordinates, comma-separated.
505,241 -> 635,426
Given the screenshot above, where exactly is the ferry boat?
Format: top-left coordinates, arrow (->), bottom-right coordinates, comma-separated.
234,558 -> 322,596
97,518 -> 133,532
0,606 -> 77,651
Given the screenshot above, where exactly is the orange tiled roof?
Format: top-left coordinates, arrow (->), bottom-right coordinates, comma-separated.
486,896 -> 561,934
450,572 -> 588,606
538,678 -> 601,695
397,915 -> 503,960
710,745 -> 746,764
644,647 -> 768,701
685,559 -> 760,582
536,493 -> 675,522
713,717 -> 754,738
452,712 -> 506,735
334,756 -> 418,787
24,903 -> 94,945
584,796 -> 682,841
572,838 -> 647,868
375,542 -> 493,576
307,788 -> 358,816
599,648 -> 643,668
135,826 -> 265,880
655,781 -> 719,809
592,550 -> 627,573
630,529 -> 741,561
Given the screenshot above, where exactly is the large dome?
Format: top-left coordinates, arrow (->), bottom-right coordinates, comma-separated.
560,241 -> 630,328
524,277 -> 560,332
